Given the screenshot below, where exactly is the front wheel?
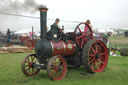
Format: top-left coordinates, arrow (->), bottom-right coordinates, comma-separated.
21,54 -> 40,76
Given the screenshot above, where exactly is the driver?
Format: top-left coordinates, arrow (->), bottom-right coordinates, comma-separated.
50,18 -> 64,41
51,18 -> 60,31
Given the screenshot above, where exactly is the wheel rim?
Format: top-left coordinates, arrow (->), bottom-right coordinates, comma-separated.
47,55 -> 67,80
88,40 -> 108,72
74,23 -> 93,48
21,54 -> 40,76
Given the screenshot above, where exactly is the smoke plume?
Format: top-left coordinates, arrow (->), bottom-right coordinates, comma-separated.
0,0 -> 46,13
0,0 -> 47,31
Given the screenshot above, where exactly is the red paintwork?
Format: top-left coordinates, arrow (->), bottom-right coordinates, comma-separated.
50,40 -> 76,56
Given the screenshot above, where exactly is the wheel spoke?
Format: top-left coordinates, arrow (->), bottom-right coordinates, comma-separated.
76,35 -> 83,40
56,72 -> 60,78
27,68 -> 31,74
33,59 -> 37,63
95,62 -> 100,71
99,53 -> 105,56
25,61 -> 29,63
98,59 -> 104,65
100,57 -> 105,62
31,56 -> 35,62
84,37 -> 87,42
60,64 -> 64,70
30,55 -> 33,61
26,67 -> 30,73
95,45 -> 98,53
85,33 -> 91,36
78,27 -> 83,34
90,47 -> 96,54
97,45 -> 103,52
27,57 -> 30,62
33,68 -> 36,73
89,58 -> 95,64
25,65 -> 29,67
89,54 -> 95,57
51,70 -> 56,76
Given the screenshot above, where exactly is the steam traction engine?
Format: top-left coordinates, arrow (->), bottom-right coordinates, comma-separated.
21,7 -> 108,80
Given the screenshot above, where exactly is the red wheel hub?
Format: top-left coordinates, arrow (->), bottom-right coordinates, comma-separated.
28,62 -> 32,68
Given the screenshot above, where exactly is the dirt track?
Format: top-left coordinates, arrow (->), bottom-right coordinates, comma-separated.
110,37 -> 128,44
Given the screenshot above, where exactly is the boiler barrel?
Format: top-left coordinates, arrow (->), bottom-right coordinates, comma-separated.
50,40 -> 76,56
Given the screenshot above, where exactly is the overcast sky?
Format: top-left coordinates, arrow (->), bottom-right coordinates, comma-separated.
0,0 -> 128,32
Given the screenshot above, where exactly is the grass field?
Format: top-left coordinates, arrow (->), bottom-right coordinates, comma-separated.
0,52 -> 128,85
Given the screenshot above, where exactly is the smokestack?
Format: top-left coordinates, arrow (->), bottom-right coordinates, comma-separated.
39,7 -> 48,39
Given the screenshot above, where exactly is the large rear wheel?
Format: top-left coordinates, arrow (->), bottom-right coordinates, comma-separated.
82,39 -> 108,73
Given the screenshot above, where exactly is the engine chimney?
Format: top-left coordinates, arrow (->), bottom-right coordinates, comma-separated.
39,7 -> 48,39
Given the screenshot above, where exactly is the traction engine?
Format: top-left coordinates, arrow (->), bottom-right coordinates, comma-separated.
21,7 -> 108,80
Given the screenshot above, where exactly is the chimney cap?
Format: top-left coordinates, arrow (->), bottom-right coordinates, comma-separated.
39,7 -> 48,10
38,5 -> 48,11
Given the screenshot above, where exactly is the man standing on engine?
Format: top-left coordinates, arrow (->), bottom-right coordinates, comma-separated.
85,19 -> 92,28
54,18 -> 60,27
49,18 -> 61,40
51,18 -> 60,30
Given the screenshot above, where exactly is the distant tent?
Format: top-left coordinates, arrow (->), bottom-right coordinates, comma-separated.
14,30 -> 31,34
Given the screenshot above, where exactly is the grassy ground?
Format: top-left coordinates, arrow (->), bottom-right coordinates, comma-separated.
0,52 -> 128,85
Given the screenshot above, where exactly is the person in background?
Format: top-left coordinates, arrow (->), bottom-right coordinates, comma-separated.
6,29 -> 11,43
